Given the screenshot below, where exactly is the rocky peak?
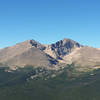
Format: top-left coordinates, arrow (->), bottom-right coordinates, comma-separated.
44,38 -> 82,59
52,38 -> 81,48
24,40 -> 46,50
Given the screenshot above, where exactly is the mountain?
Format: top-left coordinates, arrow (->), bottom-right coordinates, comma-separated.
0,38 -> 100,72
0,38 -> 100,100
0,38 -> 82,69
0,40 -> 58,69
45,39 -> 100,72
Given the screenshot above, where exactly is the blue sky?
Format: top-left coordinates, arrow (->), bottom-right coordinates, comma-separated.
0,0 -> 100,48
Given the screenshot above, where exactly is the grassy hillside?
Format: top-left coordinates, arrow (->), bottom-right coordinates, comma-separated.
0,66 -> 100,100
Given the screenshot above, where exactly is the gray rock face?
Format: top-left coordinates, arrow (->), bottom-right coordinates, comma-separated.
45,38 -> 82,59
30,40 -> 46,50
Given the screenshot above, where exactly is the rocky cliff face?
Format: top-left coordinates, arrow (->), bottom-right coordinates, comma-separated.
44,38 -> 82,59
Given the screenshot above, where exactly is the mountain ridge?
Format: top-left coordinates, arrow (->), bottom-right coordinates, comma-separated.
0,38 -> 100,72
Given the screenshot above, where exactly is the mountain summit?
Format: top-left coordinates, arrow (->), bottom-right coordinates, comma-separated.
44,38 -> 82,59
